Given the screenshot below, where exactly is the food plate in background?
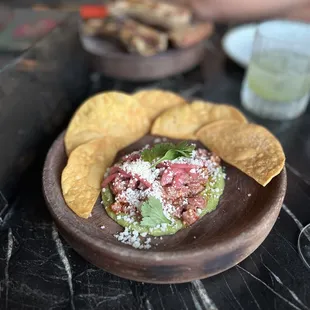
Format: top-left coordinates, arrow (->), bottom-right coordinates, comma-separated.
80,28 -> 207,81
222,24 -> 257,68
78,1 -> 213,81
43,133 -> 286,283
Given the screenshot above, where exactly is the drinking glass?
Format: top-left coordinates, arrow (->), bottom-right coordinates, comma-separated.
241,20 -> 310,120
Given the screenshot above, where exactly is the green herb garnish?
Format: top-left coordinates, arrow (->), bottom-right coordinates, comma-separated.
141,141 -> 195,168
140,197 -> 171,227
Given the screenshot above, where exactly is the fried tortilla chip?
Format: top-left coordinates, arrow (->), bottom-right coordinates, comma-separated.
151,101 -> 247,139
61,138 -> 119,218
134,89 -> 187,122
65,91 -> 151,154
196,120 -> 285,186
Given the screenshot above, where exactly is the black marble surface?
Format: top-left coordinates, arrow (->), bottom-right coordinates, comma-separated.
0,13 -> 89,201
1,25 -> 310,310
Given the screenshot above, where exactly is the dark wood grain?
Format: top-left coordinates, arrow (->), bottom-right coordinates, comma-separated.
42,132 -> 287,284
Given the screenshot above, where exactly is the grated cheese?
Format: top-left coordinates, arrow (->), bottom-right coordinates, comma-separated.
154,138 -> 162,143
121,159 -> 159,183
114,227 -> 152,250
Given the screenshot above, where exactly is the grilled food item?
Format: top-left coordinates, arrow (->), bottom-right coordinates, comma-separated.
108,0 -> 192,30
83,16 -> 168,56
169,22 -> 214,48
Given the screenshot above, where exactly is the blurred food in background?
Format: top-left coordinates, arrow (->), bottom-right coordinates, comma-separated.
80,0 -> 214,56
0,8 -> 66,52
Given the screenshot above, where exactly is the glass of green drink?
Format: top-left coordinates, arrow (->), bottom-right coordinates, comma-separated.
241,20 -> 310,120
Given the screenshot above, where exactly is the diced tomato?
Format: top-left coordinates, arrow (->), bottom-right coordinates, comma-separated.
128,178 -> 138,189
108,166 -> 119,175
170,163 -> 200,170
173,173 -> 187,188
173,204 -> 183,218
101,173 -> 118,188
122,153 -> 140,162
182,209 -> 199,226
110,202 -> 123,214
170,163 -> 199,169
117,168 -> 131,178
111,176 -> 128,195
164,185 -> 190,200
188,183 -> 205,195
171,168 -> 185,175
161,168 -> 173,186
134,174 -> 151,188
187,196 -> 206,211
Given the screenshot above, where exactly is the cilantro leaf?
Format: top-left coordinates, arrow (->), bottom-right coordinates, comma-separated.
141,142 -> 175,162
140,197 -> 171,227
141,141 -> 195,167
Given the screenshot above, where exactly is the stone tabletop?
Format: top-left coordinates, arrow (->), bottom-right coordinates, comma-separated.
0,25 -> 310,310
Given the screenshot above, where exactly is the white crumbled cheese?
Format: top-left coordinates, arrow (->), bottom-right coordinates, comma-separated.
197,208 -> 202,215
171,157 -> 204,167
114,227 -> 152,250
193,236 -> 196,239
102,188 -> 106,193
100,225 -> 105,229
161,223 -> 168,230
119,188 -> 143,208
248,193 -> 252,197
154,138 -> 162,143
182,198 -> 188,206
121,159 -> 157,183
133,241 -> 140,248
141,144 -> 150,151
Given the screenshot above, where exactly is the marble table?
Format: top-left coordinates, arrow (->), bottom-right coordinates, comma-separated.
0,26 -> 310,310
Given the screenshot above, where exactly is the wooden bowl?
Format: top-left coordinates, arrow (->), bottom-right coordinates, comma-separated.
80,34 -> 206,81
43,133 -> 287,284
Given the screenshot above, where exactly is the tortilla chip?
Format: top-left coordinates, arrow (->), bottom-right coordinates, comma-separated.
151,101 -> 247,139
196,120 -> 285,186
65,91 -> 151,154
134,89 -> 187,122
61,138 -> 119,218
193,101 -> 247,124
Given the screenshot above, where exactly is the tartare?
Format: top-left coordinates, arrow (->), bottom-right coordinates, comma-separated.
101,141 -> 225,241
